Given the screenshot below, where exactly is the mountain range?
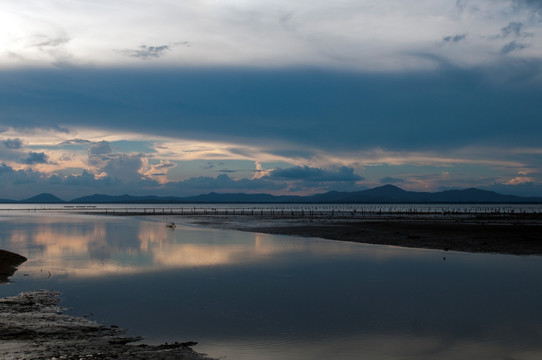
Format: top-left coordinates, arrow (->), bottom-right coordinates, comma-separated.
3,185 -> 542,204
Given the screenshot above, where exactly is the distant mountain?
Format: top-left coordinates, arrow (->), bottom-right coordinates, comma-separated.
3,185 -> 542,204
21,193 -> 65,203
305,185 -> 541,203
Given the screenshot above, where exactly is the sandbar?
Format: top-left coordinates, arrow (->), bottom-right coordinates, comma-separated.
173,213 -> 542,255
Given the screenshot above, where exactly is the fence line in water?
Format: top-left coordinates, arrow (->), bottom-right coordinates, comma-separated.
53,205 -> 542,217
2,204 -> 542,217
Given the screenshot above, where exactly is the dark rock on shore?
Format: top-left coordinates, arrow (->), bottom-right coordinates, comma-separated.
0,250 -> 27,284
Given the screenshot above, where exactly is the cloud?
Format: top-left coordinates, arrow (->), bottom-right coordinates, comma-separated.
174,173 -> 285,191
501,40 -> 530,54
30,34 -> 70,49
3,67 -> 541,155
380,177 -> 406,184
441,34 -> 467,45
120,45 -> 170,60
0,163 -> 44,189
493,21 -> 533,54
501,22 -> 526,38
23,151 -> 48,164
267,166 -> 364,183
1,138 -> 22,149
88,141 -> 112,156
118,42 -> 190,60
261,166 -> 366,193
201,161 -> 225,170
100,154 -> 145,183
2,0 -> 542,71
143,160 -> 176,181
505,176 -> 536,185
59,139 -> 93,146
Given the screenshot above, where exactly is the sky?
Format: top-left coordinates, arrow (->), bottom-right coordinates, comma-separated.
1,0 -> 542,200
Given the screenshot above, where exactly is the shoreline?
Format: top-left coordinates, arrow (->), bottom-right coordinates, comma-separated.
166,214 -> 542,256
0,249 -> 216,360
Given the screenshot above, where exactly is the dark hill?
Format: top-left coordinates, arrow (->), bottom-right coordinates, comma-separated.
9,185 -> 542,204
22,193 -> 65,203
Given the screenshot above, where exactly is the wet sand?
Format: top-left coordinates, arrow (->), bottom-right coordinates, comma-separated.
174,213 -> 542,255
0,250 -> 215,360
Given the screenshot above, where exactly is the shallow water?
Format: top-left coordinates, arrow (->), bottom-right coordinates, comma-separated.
1,211 -> 542,360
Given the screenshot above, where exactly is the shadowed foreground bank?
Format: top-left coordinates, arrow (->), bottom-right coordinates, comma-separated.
0,291 -> 214,360
0,250 -> 215,360
175,214 -> 542,255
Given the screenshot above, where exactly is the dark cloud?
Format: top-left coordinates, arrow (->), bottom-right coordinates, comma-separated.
164,173 -> 287,193
513,0 -> 542,14
0,163 -> 42,186
1,138 -> 23,149
2,67 -> 542,153
119,42 -> 191,60
201,161 -> 224,170
380,177 -> 406,184
501,40 -> 530,54
88,141 -> 113,156
267,166 -> 363,182
501,22 -> 525,38
23,151 -> 48,164
441,34 -> 467,45
120,45 -> 171,59
0,163 -> 15,175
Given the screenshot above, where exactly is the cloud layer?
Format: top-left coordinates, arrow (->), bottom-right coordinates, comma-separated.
1,0 -> 542,197
2,0 -> 542,70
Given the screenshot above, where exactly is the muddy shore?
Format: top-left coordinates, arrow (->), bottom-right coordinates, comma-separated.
172,213 -> 542,255
0,250 -> 215,360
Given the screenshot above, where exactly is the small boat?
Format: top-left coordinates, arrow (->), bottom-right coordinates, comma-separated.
166,222 -> 176,229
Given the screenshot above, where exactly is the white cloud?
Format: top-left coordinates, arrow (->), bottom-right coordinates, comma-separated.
2,0 -> 542,70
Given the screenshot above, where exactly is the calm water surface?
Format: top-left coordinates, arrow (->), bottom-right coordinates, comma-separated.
1,211 -> 542,360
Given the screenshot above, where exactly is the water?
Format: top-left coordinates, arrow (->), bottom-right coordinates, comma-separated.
1,209 -> 542,359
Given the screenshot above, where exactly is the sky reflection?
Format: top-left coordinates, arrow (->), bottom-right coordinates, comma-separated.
2,213 -> 542,360
0,213 -> 384,278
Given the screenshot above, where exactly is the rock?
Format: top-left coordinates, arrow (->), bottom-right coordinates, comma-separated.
0,249 -> 27,284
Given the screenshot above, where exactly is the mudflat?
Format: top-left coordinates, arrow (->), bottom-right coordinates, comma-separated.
177,213 -> 542,255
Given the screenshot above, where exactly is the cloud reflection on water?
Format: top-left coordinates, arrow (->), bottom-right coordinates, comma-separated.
1,213 -> 421,279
